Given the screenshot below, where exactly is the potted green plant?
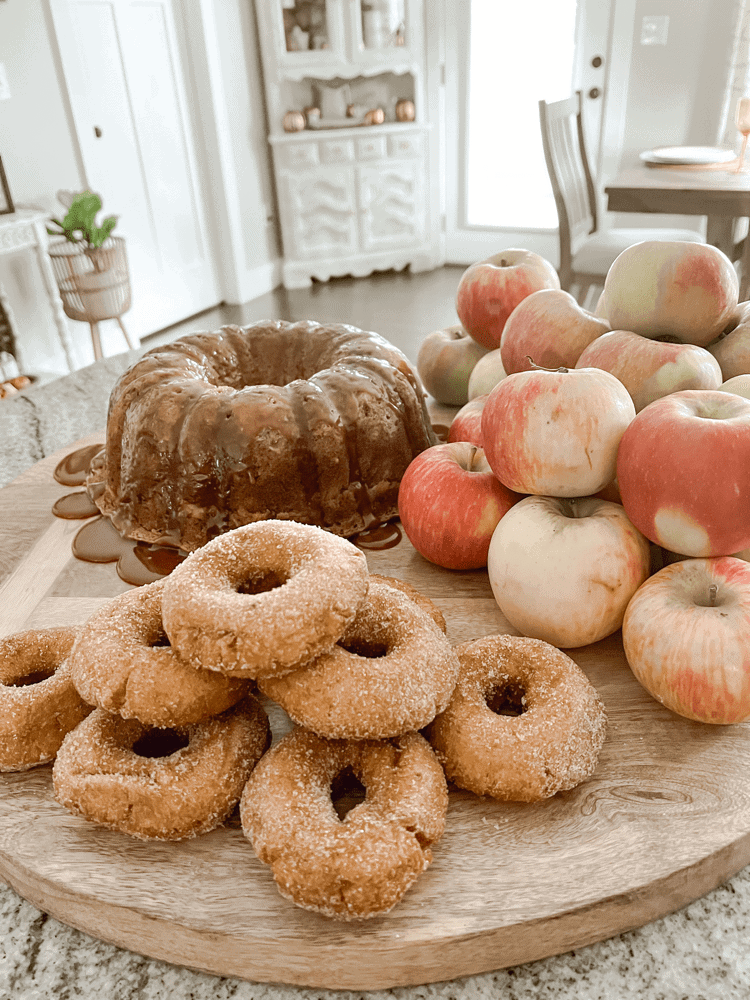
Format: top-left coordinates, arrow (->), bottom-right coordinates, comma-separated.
46,190 -> 134,359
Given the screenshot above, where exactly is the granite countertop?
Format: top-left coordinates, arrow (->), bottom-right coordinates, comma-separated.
1,352 -> 749,998
1,869 -> 749,999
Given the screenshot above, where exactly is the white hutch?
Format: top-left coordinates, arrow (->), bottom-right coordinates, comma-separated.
254,0 -> 440,289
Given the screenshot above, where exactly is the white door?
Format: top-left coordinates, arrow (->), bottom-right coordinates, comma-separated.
48,0 -> 220,340
441,0 -> 614,265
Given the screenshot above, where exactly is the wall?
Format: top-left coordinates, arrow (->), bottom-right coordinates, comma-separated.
611,0 -> 739,230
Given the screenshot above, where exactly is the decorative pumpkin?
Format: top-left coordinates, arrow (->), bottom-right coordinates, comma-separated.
363,107 -> 385,126
395,99 -> 416,123
283,111 -> 306,133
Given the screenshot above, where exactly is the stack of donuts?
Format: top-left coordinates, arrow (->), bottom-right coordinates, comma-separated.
0,519 -> 608,921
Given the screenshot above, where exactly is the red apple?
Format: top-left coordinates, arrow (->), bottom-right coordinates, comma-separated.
487,496 -> 651,647
481,366 -> 635,497
397,442 -> 520,570
604,240 -> 739,347
467,348 -> 507,400
500,289 -> 609,375
455,249 -> 560,350
575,329 -> 722,412
616,389 -> 750,557
708,300 -> 750,378
622,556 -> 750,723
448,395 -> 487,447
416,324 -> 489,405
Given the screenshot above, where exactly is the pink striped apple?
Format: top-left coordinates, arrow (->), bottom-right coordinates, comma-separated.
576,329 -> 722,412
622,556 -> 750,723
709,300 -> 750,379
447,395 -> 487,447
481,365 -> 635,497
455,249 -> 560,350
616,389 -> 750,557
604,241 -> 738,347
499,288 -> 609,375
397,442 -> 520,569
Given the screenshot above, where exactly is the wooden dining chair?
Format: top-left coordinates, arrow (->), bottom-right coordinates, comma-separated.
539,91 -> 705,308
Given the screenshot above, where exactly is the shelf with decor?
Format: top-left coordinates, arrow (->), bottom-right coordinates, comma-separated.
255,0 -> 440,288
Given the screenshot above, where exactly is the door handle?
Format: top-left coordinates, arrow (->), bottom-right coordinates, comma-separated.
94,126 -> 103,138
588,87 -> 601,100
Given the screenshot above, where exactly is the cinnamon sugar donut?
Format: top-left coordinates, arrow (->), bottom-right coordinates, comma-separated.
52,695 -> 270,841
369,574 -> 447,632
0,627 -> 93,771
258,578 -> 459,739
426,635 -> 607,801
69,580 -> 250,727
161,520 -> 369,679
240,728 -> 447,920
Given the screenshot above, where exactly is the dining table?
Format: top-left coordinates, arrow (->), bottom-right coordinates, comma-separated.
604,158 -> 750,297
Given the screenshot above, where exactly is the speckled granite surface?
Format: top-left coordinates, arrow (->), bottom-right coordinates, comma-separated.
1,867 -> 750,998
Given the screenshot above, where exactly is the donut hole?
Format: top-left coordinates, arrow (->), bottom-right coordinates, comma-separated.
6,665 -> 57,687
337,636 -> 389,658
486,678 -> 527,717
235,569 -> 288,595
330,765 -> 367,820
149,629 -> 172,648
132,727 -> 190,758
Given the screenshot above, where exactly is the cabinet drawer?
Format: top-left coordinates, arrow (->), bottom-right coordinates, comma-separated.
320,138 -> 355,163
387,132 -> 422,158
279,142 -> 319,169
356,135 -> 387,160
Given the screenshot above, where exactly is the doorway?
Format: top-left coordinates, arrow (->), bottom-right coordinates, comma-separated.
441,0 -> 614,265
47,0 -> 222,341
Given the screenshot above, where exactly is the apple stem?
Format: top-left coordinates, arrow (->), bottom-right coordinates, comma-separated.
709,583 -> 718,607
526,356 -> 569,374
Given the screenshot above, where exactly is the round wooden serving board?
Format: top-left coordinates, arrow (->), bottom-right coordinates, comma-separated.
1,434 -> 750,991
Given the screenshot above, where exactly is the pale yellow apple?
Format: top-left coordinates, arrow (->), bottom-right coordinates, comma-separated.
416,324 -> 489,405
719,373 -> 750,400
467,348 -> 507,400
709,300 -> 750,379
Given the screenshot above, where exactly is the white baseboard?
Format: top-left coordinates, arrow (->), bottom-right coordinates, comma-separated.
226,257 -> 283,305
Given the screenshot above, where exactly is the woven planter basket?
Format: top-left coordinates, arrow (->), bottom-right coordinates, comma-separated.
48,237 -> 131,324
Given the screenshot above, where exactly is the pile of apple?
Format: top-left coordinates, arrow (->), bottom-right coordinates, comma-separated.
404,242 -> 750,726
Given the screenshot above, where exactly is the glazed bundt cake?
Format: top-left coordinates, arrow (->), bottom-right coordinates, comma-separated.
87,320 -> 437,551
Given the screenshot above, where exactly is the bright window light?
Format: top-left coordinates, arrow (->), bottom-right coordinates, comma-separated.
465,0 -> 579,229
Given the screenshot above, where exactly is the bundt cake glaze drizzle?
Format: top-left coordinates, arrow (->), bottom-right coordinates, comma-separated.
85,320 -> 437,551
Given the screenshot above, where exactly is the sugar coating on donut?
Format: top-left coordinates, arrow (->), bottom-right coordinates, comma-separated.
69,579 -> 250,727
52,695 -> 270,840
369,574 -> 447,633
258,578 -> 459,739
240,728 -> 448,920
0,627 -> 93,772
161,520 -> 369,679
426,634 -> 607,801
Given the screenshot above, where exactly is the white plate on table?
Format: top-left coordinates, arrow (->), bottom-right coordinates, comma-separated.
640,146 -> 736,165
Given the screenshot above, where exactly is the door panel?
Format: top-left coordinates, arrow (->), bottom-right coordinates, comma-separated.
442,0 -> 613,266
49,0 -> 220,340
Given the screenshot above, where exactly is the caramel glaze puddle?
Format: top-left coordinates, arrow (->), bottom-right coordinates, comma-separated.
52,491 -> 100,519
71,517 -> 187,586
53,443 -> 105,487
431,423 -> 450,443
353,522 -> 403,551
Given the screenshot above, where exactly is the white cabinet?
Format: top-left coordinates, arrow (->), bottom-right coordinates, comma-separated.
255,0 -> 440,289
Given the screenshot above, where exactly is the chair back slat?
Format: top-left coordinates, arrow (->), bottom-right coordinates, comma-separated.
539,91 -> 598,287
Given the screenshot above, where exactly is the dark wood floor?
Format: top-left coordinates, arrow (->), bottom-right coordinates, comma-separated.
143,266 -> 466,366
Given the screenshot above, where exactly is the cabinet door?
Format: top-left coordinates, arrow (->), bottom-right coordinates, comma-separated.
357,161 -> 425,251
279,167 -> 358,259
